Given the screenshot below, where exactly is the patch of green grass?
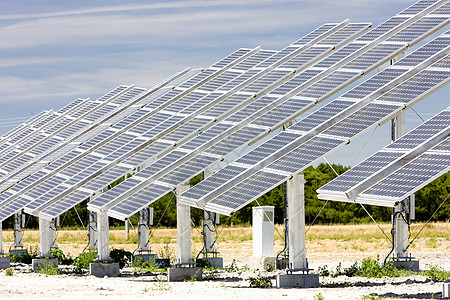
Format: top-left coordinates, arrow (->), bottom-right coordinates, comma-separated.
422,264 -> 450,281
35,261 -> 60,275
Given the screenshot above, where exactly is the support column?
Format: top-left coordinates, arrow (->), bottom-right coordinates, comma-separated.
132,207 -> 156,264
38,218 -> 57,257
0,221 -> 9,269
10,212 -> 27,256
197,210 -> 223,269
168,182 -> 202,281
390,111 -> 418,271
88,211 -> 98,249
97,212 -> 110,261
176,183 -> 191,265
286,173 -> 307,271
125,219 -> 129,240
276,173 -> 319,288
89,212 -> 120,277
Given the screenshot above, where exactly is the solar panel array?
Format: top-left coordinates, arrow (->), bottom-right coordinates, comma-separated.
88,0 -> 450,220
44,22 -> 371,220
0,20 -> 368,221
317,107 -> 450,206
180,28 -> 450,216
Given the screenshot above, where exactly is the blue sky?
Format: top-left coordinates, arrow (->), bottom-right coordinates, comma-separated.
0,0 -> 447,166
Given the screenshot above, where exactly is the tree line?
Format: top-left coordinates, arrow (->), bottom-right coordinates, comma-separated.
3,163 -> 449,229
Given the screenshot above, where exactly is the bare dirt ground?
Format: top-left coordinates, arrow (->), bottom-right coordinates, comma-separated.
0,222 -> 449,299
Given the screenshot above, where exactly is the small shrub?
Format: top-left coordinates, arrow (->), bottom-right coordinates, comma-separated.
248,273 -> 272,288
5,268 -> 13,276
35,261 -> 60,275
132,257 -> 160,274
152,275 -> 172,291
73,250 -> 97,270
50,249 -> 73,265
422,264 -> 450,281
110,248 -> 132,269
317,265 -> 330,277
224,259 -> 239,272
9,251 -> 32,264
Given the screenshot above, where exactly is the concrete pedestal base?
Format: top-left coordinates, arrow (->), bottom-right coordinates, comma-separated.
10,249 -> 28,256
393,259 -> 419,272
443,282 -> 449,299
89,262 -> 120,277
32,258 -> 58,271
196,257 -> 223,269
0,256 -> 11,269
132,253 -> 156,264
276,273 -> 320,288
167,267 -> 202,281
248,256 -> 276,271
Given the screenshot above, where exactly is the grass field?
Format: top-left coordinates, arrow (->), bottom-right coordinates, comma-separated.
2,222 -> 449,262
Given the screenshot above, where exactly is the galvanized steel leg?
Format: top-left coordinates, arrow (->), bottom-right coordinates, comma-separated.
177,183 -> 191,265
97,212 -> 110,261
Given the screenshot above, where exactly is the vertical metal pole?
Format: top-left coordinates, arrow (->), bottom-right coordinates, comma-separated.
286,172 -> 308,270
97,213 -> 110,261
391,110 -> 410,259
14,212 -> 23,248
88,211 -> 98,249
177,183 -> 191,265
0,222 -> 3,254
138,208 -> 150,252
125,219 -> 129,240
39,218 -> 52,257
203,210 -> 216,255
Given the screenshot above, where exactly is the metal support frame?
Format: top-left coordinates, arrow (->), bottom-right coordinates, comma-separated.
177,183 -> 192,265
0,222 -> 3,255
39,218 -> 57,257
202,210 -> 217,256
97,212 -> 110,261
390,109 -> 413,261
286,172 -> 309,272
138,207 -> 153,253
88,211 -> 98,249
13,212 -> 24,249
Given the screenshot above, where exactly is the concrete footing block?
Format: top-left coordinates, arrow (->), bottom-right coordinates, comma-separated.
393,260 -> 419,272
276,273 -> 320,288
443,282 -> 450,299
32,258 -> 58,271
248,256 -> 276,271
196,257 -> 223,269
89,262 -> 120,277
0,256 -> 11,269
167,267 -> 202,281
132,253 -> 156,264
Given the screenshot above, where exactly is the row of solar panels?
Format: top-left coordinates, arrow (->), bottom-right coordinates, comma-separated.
0,0 -> 448,225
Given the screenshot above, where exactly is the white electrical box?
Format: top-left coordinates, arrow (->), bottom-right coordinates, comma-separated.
252,206 -> 274,257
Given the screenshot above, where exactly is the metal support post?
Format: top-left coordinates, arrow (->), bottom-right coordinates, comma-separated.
13,212 -> 24,248
97,212 -> 110,261
39,218 -> 57,257
393,200 -> 410,259
0,222 -> 3,255
202,210 -> 216,255
88,211 -> 98,249
125,219 -> 129,240
138,207 -> 153,253
286,172 -> 308,271
177,183 -> 191,265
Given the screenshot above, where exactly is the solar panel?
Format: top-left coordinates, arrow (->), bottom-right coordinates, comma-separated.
91,6 -> 450,219
317,107 -> 450,206
180,31 -> 450,215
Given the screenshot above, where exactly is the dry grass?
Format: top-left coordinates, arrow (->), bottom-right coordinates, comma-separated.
2,222 -> 448,261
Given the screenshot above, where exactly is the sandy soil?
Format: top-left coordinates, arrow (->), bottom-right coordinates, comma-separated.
0,223 -> 448,299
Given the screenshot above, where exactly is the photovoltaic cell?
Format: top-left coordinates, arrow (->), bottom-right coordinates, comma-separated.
233,50 -> 278,71
270,69 -> 323,95
357,17 -> 410,41
211,48 -> 252,68
292,23 -> 337,45
296,71 -> 360,99
179,123 -> 234,151
387,17 -> 449,43
360,153 -> 450,199
319,151 -> 405,192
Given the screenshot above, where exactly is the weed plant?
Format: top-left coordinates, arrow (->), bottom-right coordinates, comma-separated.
132,257 -> 160,274
50,249 -> 73,265
35,261 -> 61,275
109,248 -> 132,268
73,249 -> 97,271
5,268 -> 13,276
247,273 -> 272,288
